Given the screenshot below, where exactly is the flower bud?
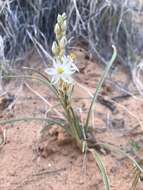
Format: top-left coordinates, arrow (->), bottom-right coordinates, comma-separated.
57,13 -> 66,24
54,23 -> 61,35
59,36 -> 67,49
69,53 -> 76,61
57,14 -> 63,24
55,34 -> 61,41
52,41 -> 60,56
61,20 -> 67,32
62,12 -> 66,20
59,48 -> 65,57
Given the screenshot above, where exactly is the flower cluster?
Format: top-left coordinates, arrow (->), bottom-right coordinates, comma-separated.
45,13 -> 78,86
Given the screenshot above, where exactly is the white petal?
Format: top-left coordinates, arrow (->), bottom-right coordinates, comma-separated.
61,75 -> 73,84
53,60 -> 59,68
64,69 -> 74,75
45,68 -> 56,75
72,64 -> 79,72
51,75 -> 60,84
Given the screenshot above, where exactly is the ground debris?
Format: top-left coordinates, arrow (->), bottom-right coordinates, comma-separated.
0,92 -> 15,111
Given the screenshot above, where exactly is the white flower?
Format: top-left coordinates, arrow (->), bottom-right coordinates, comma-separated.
45,56 -> 79,84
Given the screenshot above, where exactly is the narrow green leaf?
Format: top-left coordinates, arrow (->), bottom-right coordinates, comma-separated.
90,148 -> 110,190
0,117 -> 65,128
85,46 -> 117,130
99,143 -> 143,174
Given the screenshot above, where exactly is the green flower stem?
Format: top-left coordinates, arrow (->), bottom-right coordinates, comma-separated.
61,99 -> 81,143
56,89 -> 82,146
69,106 -> 82,138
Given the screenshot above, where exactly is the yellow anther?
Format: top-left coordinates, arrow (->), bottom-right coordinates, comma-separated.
57,67 -> 64,74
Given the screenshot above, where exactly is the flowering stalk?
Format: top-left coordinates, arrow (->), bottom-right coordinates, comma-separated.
45,13 -> 84,146
44,13 -> 118,152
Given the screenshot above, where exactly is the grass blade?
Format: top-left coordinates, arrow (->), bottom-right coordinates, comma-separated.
85,45 -> 117,130
0,117 -> 65,128
90,148 -> 110,190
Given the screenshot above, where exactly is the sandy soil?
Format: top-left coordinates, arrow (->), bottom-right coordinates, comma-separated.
0,49 -> 143,190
